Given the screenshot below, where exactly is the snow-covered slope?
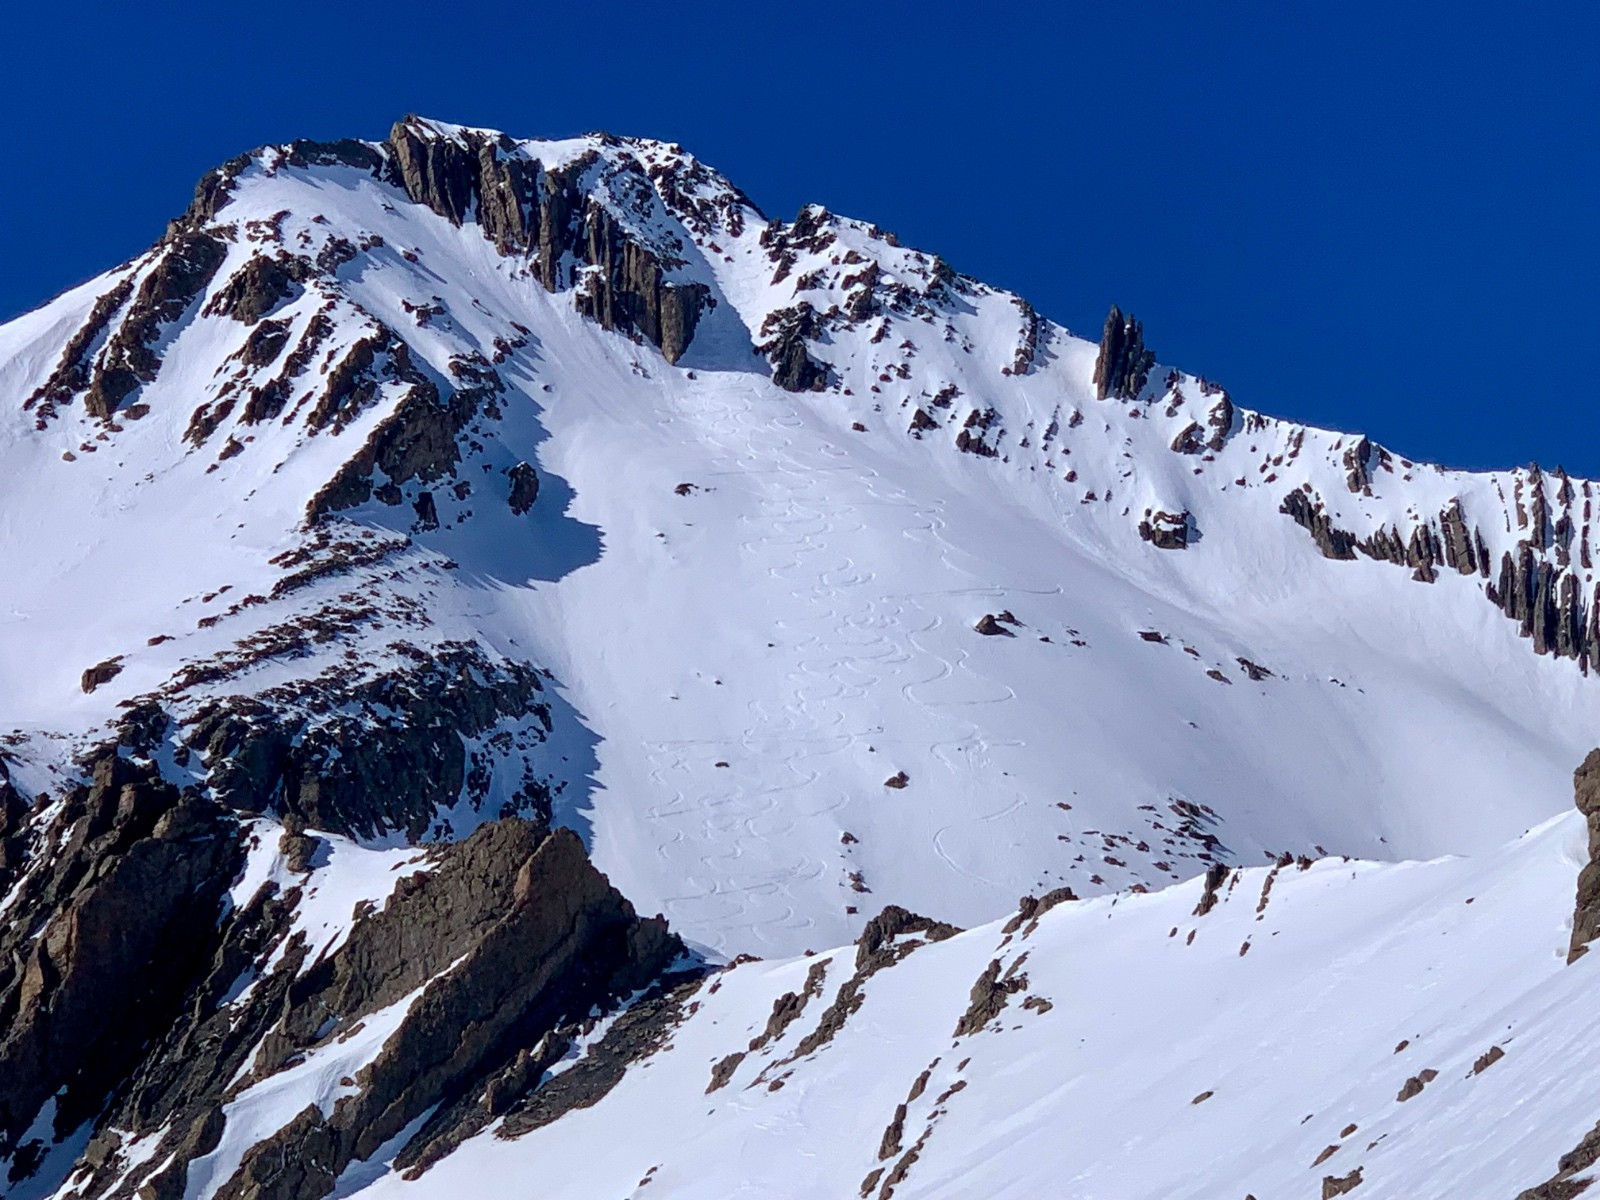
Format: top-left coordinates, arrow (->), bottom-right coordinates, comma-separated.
352,810 -> 1600,1200
2,115 -> 1598,1199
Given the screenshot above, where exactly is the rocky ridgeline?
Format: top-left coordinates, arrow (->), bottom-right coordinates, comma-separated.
754,203 -> 970,396
1281,461 -> 1600,670
0,732 -> 681,1200
22,113 -> 732,493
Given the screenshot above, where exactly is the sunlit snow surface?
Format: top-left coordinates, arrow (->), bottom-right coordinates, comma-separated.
345,815 -> 1597,1199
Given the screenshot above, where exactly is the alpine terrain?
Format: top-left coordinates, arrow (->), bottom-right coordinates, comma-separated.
1,115 -> 1599,1199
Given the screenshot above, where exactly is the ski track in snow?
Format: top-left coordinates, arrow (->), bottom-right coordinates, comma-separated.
616,375 -> 1058,951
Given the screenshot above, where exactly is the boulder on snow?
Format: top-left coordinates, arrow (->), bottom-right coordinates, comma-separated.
974,614 -> 1015,637
1138,509 -> 1191,550
507,461 -> 540,514
80,656 -> 125,694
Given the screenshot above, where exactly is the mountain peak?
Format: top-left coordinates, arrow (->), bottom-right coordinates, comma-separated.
3,110 -> 1600,1200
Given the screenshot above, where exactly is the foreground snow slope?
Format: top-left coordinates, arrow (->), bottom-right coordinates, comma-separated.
340,812 -> 1596,1200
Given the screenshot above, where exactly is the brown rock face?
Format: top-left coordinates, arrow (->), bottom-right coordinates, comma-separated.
1092,304 -> 1155,402
952,957 -> 1029,1036
1515,1120 -> 1600,1199
0,753 -> 241,1154
1138,509 -> 1190,550
758,302 -> 828,392
385,117 -> 708,366
574,202 -> 710,365
388,119 -> 477,225
204,254 -> 304,325
80,656 -> 124,693
186,643 -> 551,843
209,823 -> 677,1200
85,232 -> 228,420
1280,490 -> 1361,560
8,801 -> 683,1200
1567,748 -> 1600,962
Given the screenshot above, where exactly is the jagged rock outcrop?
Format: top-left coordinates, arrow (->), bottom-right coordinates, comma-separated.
1138,509 -> 1191,550
385,117 -> 708,364
198,823 -> 677,1200
80,655 -> 124,693
758,302 -> 828,392
1344,436 -> 1377,495
952,957 -> 1029,1036
306,344 -> 493,521
1567,748 -> 1600,963
204,253 -> 306,325
1279,476 -> 1600,669
0,752 -> 241,1158
508,461 -> 540,514
1486,547 -> 1598,664
1193,864 -> 1230,917
1202,383 -> 1234,449
1011,297 -> 1040,375
7,809 -> 682,1200
1280,490 -> 1360,560
36,230 -> 229,422
1092,304 -> 1155,402
1515,1120 -> 1600,1199
768,907 -> 959,1065
388,118 -> 479,226
185,642 -> 553,842
574,202 -> 709,365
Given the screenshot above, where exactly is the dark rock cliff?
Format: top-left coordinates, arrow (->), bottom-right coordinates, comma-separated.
185,641 -> 553,843
385,116 -> 709,365
0,737 -> 681,1200
1567,748 -> 1600,963
1092,304 -> 1155,402
0,753 -> 242,1159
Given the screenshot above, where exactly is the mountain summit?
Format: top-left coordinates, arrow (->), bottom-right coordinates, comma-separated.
2,116 -> 1599,1198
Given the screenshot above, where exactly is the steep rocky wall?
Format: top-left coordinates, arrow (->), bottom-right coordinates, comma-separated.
25,231 -> 228,425
0,752 -> 242,1159
0,744 -> 681,1200
1567,748 -> 1600,962
385,117 -> 708,364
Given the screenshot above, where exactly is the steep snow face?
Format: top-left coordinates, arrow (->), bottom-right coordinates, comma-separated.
1,116 -> 1598,962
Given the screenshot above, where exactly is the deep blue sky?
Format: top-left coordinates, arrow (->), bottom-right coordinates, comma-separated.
3,2 -> 1596,473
